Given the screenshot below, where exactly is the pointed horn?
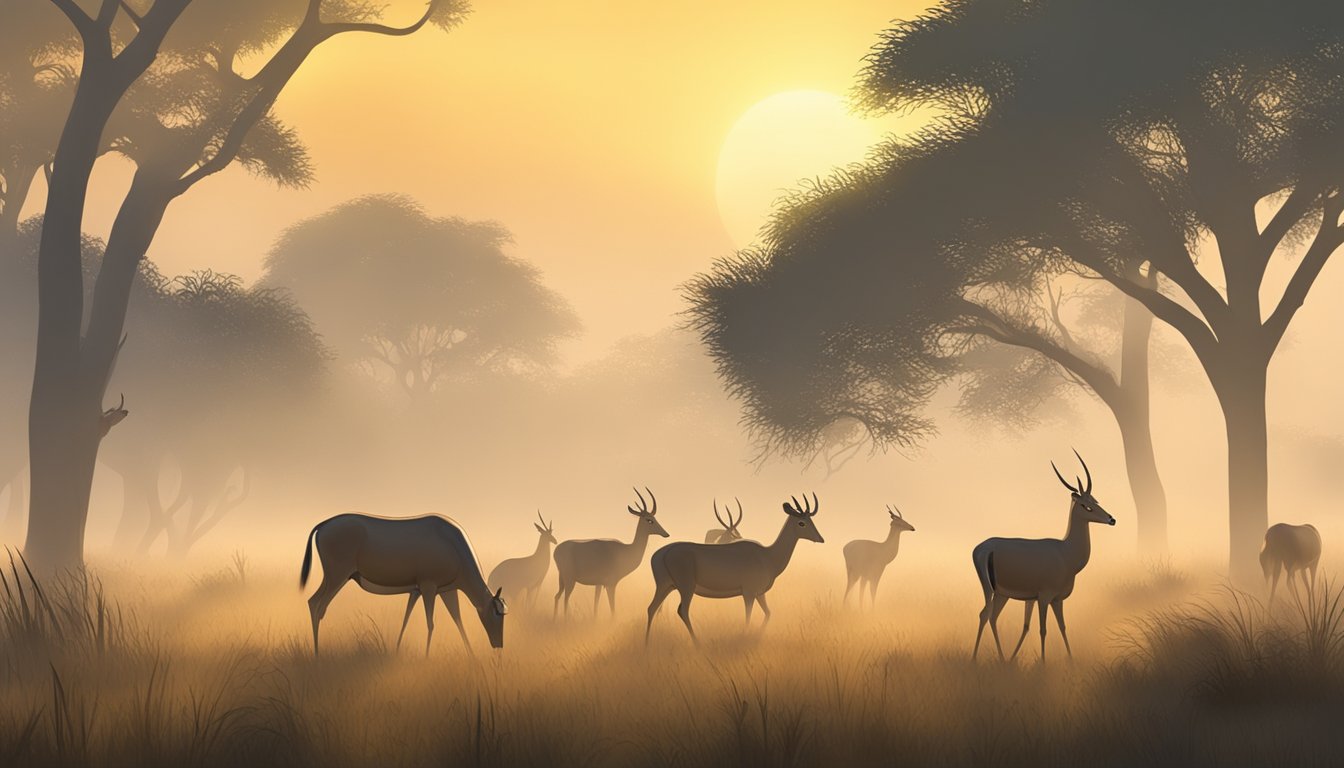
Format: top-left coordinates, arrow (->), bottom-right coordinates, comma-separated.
790,495 -> 803,515
1074,449 -> 1092,494
494,588 -> 502,599
810,492 -> 819,516
537,510 -> 546,528
734,497 -> 743,528
1052,462 -> 1078,493
633,486 -> 648,513
714,499 -> 729,530
646,487 -> 656,515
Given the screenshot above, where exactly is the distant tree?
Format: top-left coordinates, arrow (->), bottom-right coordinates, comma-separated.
123,270 -> 328,556
696,0 -> 1344,579
262,195 -> 579,398
24,0 -> 466,569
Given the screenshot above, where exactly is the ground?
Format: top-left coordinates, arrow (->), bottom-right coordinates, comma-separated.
1,554 -> 1340,767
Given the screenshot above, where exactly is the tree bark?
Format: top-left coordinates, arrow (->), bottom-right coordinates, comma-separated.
1214,360 -> 1270,586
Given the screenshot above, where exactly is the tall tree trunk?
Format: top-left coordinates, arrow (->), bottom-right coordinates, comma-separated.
1117,278 -> 1168,554
25,74 -> 123,572
1215,362 -> 1270,586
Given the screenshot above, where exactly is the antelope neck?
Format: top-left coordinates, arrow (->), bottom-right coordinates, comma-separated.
765,519 -> 804,575
460,566 -> 494,609
531,534 -> 552,559
1060,499 -> 1093,572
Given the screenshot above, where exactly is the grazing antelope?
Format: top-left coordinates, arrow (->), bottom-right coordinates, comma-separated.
646,492 -> 823,644
300,513 -> 507,656
971,452 -> 1114,663
1261,523 -> 1322,604
704,498 -> 745,543
843,505 -> 915,607
488,512 -> 558,609
553,488 -> 669,618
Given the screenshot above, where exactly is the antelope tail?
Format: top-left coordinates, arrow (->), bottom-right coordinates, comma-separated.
299,524 -> 320,589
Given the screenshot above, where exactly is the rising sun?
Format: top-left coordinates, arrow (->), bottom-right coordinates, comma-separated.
715,89 -> 883,248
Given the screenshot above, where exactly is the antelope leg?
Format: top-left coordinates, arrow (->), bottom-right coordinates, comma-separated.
396,591 -> 420,651
1009,599 -> 1034,661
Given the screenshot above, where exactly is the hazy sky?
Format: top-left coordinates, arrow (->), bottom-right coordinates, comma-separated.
23,0 -> 933,362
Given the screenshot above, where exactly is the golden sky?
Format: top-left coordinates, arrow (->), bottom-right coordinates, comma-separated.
30,0 -> 934,360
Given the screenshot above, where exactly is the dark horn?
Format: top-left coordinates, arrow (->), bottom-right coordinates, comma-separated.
646,487 -> 656,515
734,497 -> 743,527
633,486 -> 648,513
1074,449 -> 1092,494
714,499 -> 728,529
810,492 -> 819,516
1051,462 -> 1078,493
790,496 -> 803,515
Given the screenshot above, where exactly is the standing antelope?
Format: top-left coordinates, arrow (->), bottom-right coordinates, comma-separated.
704,498 -> 744,543
843,505 -> 915,607
646,492 -> 823,644
971,452 -> 1115,663
300,513 -> 507,656
488,512 -> 558,609
1261,523 -> 1322,603
553,488 -> 668,618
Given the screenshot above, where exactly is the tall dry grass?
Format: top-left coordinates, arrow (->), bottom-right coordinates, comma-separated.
0,555 -> 1340,767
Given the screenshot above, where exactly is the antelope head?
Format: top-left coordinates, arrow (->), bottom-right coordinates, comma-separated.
99,394 -> 128,437
1051,450 -> 1115,526
629,487 -> 669,538
887,504 -> 915,533
534,511 -> 557,545
713,498 -> 744,541
477,587 -> 508,648
783,492 -> 824,543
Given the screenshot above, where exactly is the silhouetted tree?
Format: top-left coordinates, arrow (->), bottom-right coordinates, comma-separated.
262,195 -> 579,398
696,0 -> 1344,579
0,2 -> 76,243
25,0 -> 466,569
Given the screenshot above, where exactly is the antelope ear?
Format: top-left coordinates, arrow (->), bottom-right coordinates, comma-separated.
782,503 -> 795,515
535,524 -> 546,534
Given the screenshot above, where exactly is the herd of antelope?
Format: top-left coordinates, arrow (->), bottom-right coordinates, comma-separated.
298,452 -> 1324,660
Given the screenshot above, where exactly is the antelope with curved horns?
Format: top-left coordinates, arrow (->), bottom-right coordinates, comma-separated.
843,505 -> 915,607
704,498 -> 745,544
488,512 -> 558,609
646,492 -> 822,644
553,487 -> 668,618
300,513 -> 508,656
971,451 -> 1114,663
1261,523 -> 1322,604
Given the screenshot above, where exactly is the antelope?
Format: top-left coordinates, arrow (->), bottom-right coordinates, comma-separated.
299,513 -> 507,656
553,488 -> 668,618
704,498 -> 744,543
843,505 -> 915,607
971,452 -> 1114,663
645,492 -> 823,644
1261,523 -> 1322,604
488,512 -> 558,609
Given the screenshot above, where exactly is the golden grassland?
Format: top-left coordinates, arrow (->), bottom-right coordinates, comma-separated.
2,552 -> 1342,767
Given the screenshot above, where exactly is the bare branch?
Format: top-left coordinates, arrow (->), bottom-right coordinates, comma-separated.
1263,190 -> 1344,352
118,0 -> 143,29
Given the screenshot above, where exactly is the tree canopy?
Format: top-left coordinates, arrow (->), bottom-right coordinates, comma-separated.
263,194 -> 580,397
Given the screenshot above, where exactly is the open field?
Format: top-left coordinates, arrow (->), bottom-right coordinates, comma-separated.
3,553 -> 1343,768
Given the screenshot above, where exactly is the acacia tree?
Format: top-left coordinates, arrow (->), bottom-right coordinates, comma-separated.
696,0 -> 1344,579
686,135 -> 1173,551
262,195 -> 579,398
26,0 -> 466,569
130,271 -> 326,556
